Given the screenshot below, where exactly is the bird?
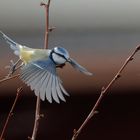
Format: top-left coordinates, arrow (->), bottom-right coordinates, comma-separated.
0,31 -> 92,103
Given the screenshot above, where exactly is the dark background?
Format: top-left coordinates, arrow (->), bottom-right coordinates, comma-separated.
1,91 -> 140,140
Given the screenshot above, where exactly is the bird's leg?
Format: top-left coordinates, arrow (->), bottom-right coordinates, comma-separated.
15,62 -> 24,71
5,59 -> 22,77
56,63 -> 65,68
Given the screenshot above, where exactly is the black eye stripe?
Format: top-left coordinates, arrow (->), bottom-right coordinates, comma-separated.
49,50 -> 57,64
49,50 -> 67,65
54,52 -> 67,60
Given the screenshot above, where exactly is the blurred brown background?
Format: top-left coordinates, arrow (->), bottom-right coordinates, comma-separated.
1,0 -> 140,140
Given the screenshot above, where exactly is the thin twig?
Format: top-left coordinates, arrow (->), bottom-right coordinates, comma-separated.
0,74 -> 20,84
30,1 -> 52,140
40,0 -> 51,49
0,87 -> 23,140
29,97 -> 41,140
6,59 -> 21,77
0,58 -> 23,139
0,58 -> 22,84
72,45 -> 140,140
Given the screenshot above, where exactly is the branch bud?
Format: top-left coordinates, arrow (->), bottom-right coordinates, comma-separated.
49,27 -> 56,32
101,86 -> 105,91
40,114 -> 44,118
73,129 -> 77,134
115,74 -> 121,80
94,110 -> 99,114
129,57 -> 133,61
17,87 -> 23,93
136,45 -> 140,51
28,136 -> 31,140
40,2 -> 47,6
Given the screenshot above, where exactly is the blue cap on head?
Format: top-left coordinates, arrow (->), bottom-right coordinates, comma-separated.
53,47 -> 70,60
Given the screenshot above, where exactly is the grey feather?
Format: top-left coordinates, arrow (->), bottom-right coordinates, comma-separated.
21,66 -> 36,77
21,66 -> 39,82
37,73 -> 48,100
24,69 -> 41,86
59,82 -> 69,96
45,73 -> 53,103
20,58 -> 69,103
51,74 -> 60,103
69,58 -> 92,76
34,71 -> 47,95
29,70 -> 44,90
25,70 -> 41,85
55,75 -> 66,102
40,73 -> 50,101
0,31 -> 20,56
22,64 -> 41,81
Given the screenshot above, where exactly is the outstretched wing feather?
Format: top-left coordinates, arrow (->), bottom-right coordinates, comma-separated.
69,58 -> 92,76
0,31 -> 21,56
51,73 -> 60,103
45,73 -> 53,103
34,71 -> 47,95
21,58 -> 68,103
55,75 -> 66,102
39,73 -> 50,101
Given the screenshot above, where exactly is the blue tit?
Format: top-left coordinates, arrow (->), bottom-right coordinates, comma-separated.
0,31 -> 92,103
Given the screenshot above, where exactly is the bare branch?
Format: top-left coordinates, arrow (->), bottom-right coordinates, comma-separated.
0,58 -> 22,139
0,87 -> 23,140
71,45 -> 140,140
28,97 -> 41,140
5,59 -> 21,77
40,0 -> 51,49
49,26 -> 56,32
0,74 -> 20,84
30,1 -> 52,140
0,59 -> 22,84
48,0 -> 51,7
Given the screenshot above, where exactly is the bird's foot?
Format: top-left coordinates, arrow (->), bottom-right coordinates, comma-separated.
5,59 -> 21,77
56,63 -> 65,68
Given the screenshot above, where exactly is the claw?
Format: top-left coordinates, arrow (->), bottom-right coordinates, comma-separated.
5,59 -> 21,77
5,60 -> 16,76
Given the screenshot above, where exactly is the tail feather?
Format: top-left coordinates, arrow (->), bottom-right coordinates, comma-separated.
0,31 -> 20,56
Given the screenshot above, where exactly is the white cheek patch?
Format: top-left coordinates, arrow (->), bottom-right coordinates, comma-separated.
52,54 -> 66,64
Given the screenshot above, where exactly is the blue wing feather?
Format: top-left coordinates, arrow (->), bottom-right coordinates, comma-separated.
21,58 -> 69,103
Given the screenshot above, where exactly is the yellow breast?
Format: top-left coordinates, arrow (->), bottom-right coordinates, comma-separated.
20,50 -> 34,63
19,47 -> 49,64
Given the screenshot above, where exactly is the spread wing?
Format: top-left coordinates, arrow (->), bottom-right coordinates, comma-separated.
20,58 -> 69,103
69,58 -> 93,76
0,31 -> 22,56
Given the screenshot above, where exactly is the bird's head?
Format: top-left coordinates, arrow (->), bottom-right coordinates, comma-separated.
50,47 -> 70,66
50,46 -> 92,75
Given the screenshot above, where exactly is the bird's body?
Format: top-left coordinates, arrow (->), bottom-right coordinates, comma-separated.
19,46 -> 50,64
0,31 -> 92,103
